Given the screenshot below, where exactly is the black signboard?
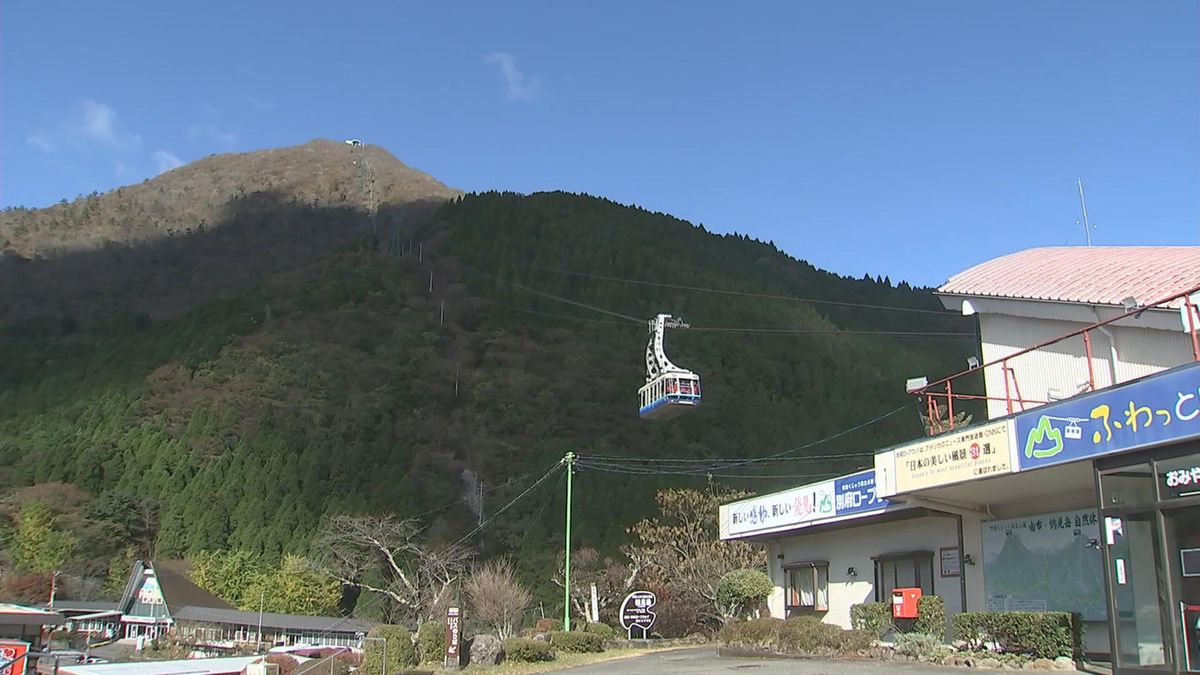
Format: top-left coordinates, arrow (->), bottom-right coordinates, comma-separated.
1182,548 -> 1200,578
619,590 -> 657,639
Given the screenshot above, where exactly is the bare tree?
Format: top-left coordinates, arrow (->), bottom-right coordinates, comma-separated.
552,548 -> 639,624
312,514 -> 471,625
463,557 -> 530,639
624,486 -> 765,627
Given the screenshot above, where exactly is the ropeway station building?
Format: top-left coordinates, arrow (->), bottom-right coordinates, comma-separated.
719,246 -> 1200,675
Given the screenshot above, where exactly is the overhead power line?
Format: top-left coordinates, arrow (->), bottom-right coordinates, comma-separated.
468,256 -> 957,316
578,401 -> 915,475
469,267 -> 974,338
452,461 -> 563,548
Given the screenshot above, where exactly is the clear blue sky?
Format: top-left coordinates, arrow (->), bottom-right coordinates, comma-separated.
3,1 -> 1196,286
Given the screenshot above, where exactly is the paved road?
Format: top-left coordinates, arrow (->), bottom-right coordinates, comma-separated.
561,647 -> 970,674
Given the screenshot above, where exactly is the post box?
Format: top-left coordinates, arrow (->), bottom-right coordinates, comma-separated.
891,587 -> 922,619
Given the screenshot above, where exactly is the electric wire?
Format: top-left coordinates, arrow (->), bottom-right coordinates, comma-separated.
451,461 -> 563,548
514,470 -> 565,551
579,401 -> 915,474
407,474 -> 528,521
471,266 -> 974,338
465,256 -> 958,316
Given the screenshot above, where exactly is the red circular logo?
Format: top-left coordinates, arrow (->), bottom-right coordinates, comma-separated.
969,443 -> 981,460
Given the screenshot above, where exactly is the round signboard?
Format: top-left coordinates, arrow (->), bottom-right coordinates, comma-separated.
619,590 -> 657,639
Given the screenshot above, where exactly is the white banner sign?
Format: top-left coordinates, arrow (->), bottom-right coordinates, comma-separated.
724,480 -> 835,537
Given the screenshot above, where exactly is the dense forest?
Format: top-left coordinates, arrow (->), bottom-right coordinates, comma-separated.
0,144 -> 975,617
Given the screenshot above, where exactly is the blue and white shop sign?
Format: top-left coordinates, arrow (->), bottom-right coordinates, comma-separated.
1015,362 -> 1200,471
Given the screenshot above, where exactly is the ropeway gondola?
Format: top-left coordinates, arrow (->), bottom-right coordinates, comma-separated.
638,314 -> 701,419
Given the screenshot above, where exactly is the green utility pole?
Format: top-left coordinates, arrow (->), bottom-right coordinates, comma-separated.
562,451 -> 576,631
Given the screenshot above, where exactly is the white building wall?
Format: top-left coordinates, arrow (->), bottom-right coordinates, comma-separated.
765,513 -> 986,633
977,313 -> 1192,420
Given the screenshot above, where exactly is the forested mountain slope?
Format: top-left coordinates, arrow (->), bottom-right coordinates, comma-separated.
0,143 -> 973,601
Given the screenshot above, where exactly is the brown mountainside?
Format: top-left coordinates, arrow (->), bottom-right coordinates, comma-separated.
0,139 -> 459,258
0,140 -> 458,326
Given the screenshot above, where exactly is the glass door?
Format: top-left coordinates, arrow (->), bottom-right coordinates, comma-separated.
1164,506 -> 1200,672
1106,512 -> 1172,670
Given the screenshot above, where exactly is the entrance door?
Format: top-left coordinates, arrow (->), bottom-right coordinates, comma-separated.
1164,507 -> 1200,672
1107,512 -> 1172,671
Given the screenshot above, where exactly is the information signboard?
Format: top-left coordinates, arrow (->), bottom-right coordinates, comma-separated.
892,421 -> 1012,492
619,590 -> 657,639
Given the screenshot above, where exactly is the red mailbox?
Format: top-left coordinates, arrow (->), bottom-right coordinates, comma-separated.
891,587 -> 922,619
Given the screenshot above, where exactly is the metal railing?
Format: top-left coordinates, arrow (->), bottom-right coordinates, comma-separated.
915,283 -> 1200,434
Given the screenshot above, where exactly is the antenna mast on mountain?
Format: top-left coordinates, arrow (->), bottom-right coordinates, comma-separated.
1076,178 -> 1093,247
348,140 -> 378,239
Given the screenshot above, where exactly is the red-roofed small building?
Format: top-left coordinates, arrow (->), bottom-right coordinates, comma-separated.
936,246 -> 1200,420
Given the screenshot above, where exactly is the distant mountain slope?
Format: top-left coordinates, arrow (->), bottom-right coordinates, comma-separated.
0,140 -> 458,326
0,139 -> 458,257
0,139 -> 974,602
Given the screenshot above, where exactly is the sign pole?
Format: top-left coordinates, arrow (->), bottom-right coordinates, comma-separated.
562,451 -> 575,631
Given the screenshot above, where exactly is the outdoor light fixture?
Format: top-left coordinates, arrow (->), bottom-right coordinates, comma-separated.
777,554 -> 784,560
846,567 -> 857,577
1121,296 -> 1139,312
966,356 -> 980,369
962,554 -> 976,566
1086,539 -> 1101,550
905,377 -> 928,393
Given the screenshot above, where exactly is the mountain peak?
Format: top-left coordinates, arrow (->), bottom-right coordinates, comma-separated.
0,139 -> 459,258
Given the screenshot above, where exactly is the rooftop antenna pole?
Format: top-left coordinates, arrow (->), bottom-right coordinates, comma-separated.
1077,178 -> 1093,247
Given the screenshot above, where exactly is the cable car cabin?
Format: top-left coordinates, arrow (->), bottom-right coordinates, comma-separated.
639,373 -> 701,419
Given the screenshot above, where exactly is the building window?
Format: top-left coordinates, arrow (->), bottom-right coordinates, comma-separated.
873,551 -> 934,602
784,561 -> 829,612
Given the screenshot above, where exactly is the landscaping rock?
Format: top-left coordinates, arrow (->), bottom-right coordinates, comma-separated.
978,657 -> 1001,668
469,634 -> 504,667
532,632 -> 550,642
1053,657 -> 1075,670
1032,658 -> 1057,670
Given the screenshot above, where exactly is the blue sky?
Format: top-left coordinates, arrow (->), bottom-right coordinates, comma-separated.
3,1 -> 1196,286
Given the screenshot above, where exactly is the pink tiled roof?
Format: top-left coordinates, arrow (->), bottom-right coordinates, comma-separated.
938,246 -> 1200,308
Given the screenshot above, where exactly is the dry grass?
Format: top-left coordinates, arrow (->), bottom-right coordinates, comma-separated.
461,645 -> 685,673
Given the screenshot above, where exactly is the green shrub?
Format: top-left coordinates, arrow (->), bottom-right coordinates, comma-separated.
775,616 -> 874,655
549,631 -> 603,653
534,618 -> 563,633
850,602 -> 891,638
953,611 -> 1083,659
719,617 -> 784,647
416,620 -> 445,663
503,638 -> 555,662
913,596 -> 947,639
361,624 -> 416,674
716,568 -> 773,620
583,622 -> 617,641
894,632 -> 945,661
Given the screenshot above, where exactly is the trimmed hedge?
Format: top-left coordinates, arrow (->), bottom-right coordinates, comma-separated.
913,596 -> 946,639
719,617 -> 783,648
503,638 -> 556,662
720,616 -> 874,656
416,620 -> 445,663
362,624 -> 417,673
583,622 -> 617,640
953,611 -> 1084,659
549,631 -> 604,653
894,632 -> 946,661
850,602 -> 891,638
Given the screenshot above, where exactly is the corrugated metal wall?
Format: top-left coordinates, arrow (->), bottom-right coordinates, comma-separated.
978,314 -> 1193,419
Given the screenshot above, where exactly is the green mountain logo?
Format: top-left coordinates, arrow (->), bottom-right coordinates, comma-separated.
1024,416 -> 1064,459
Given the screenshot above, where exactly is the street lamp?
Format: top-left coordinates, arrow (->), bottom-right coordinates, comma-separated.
362,636 -> 387,675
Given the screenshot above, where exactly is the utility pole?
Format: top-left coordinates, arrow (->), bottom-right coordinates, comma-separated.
257,590 -> 264,652
562,451 -> 576,631
1077,178 -> 1093,247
